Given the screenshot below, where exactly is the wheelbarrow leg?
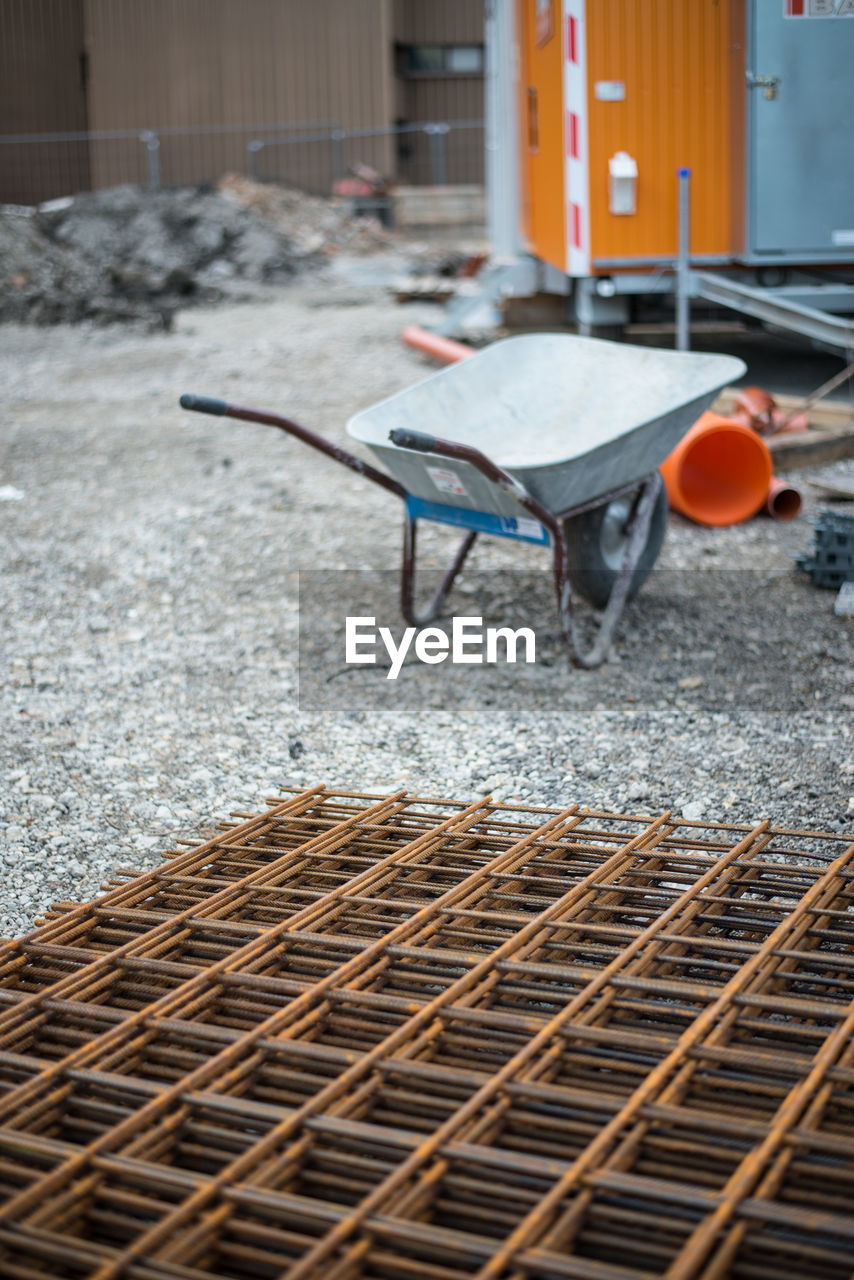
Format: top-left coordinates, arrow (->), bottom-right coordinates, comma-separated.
559,471 -> 662,669
401,510 -> 478,626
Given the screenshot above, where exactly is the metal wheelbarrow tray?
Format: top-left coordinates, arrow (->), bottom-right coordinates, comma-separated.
181,334 -> 745,667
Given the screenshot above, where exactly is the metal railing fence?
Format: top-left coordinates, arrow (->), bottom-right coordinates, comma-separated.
0,119 -> 484,206
247,119 -> 485,190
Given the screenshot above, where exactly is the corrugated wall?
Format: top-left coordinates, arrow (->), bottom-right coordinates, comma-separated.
392,0 -> 484,184
83,0 -> 394,191
585,0 -> 745,262
0,0 -> 91,203
393,79 -> 485,185
0,0 -> 483,201
393,0 -> 483,44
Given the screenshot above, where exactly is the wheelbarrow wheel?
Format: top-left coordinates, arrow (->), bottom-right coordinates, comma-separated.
562,482 -> 668,610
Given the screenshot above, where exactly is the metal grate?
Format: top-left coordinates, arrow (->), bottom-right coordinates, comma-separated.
0,786 -> 852,1280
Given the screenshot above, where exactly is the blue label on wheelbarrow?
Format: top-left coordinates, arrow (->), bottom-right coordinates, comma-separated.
405,496 -> 549,546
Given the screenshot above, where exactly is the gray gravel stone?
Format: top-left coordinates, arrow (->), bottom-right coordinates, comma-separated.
0,244 -> 852,936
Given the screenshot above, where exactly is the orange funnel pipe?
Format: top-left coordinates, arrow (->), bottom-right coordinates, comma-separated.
764,475 -> 802,521
401,325 -> 475,365
659,411 -> 773,527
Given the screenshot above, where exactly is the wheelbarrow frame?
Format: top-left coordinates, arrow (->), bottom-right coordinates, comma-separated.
179,393 -> 661,668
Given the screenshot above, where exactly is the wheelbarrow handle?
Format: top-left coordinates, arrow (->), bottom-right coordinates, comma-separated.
180,394 -> 228,416
179,394 -> 406,499
389,428 -> 436,452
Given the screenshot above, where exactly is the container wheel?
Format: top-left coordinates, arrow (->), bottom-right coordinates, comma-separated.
562,481 -> 668,610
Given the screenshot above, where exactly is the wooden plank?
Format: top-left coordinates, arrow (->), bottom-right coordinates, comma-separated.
710,388 -> 854,471
808,475 -> 854,501
713,388 -> 854,431
765,425 -> 854,472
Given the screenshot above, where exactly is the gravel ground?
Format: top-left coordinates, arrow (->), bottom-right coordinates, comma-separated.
1,250 -> 853,937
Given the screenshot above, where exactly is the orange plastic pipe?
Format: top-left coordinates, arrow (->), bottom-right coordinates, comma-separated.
659,411 -> 773,526
764,475 -> 802,521
401,325 -> 475,365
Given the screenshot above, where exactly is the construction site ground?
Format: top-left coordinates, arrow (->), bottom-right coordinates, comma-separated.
1,235 -> 853,938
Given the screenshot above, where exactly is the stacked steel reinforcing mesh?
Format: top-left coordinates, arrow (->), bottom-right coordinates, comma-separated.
0,786 -> 852,1280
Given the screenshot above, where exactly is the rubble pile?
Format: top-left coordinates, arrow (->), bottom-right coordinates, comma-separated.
0,208 -> 102,326
0,178 -> 393,328
217,173 -> 394,256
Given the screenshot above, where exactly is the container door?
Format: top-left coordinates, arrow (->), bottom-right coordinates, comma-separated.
749,1 -> 854,259
518,0 -> 566,273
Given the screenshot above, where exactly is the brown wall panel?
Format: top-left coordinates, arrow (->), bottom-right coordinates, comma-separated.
83,0 -> 394,191
1,0 -> 483,200
0,0 -> 91,202
392,0 -> 484,183
394,76 -> 484,183
393,0 -> 483,45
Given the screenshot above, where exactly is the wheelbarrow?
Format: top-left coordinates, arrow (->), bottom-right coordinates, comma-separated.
180,333 -> 745,667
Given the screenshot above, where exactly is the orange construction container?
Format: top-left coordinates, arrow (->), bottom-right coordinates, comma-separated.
518,0 -> 746,278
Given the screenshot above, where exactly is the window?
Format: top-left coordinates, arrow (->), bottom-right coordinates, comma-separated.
400,45 -> 484,77
445,45 -> 483,73
409,45 -> 445,72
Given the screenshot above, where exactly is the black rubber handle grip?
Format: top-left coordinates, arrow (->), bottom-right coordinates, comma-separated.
180,394 -> 228,415
389,428 -> 436,452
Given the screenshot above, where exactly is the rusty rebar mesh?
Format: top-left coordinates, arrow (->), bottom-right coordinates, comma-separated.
0,787 -> 852,1280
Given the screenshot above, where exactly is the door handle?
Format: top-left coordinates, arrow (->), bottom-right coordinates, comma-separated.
747,73 -> 780,100
527,87 -> 539,151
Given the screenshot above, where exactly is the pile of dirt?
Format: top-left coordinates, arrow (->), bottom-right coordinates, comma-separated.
0,179 -> 393,329
0,208 -> 104,326
217,173 -> 395,256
